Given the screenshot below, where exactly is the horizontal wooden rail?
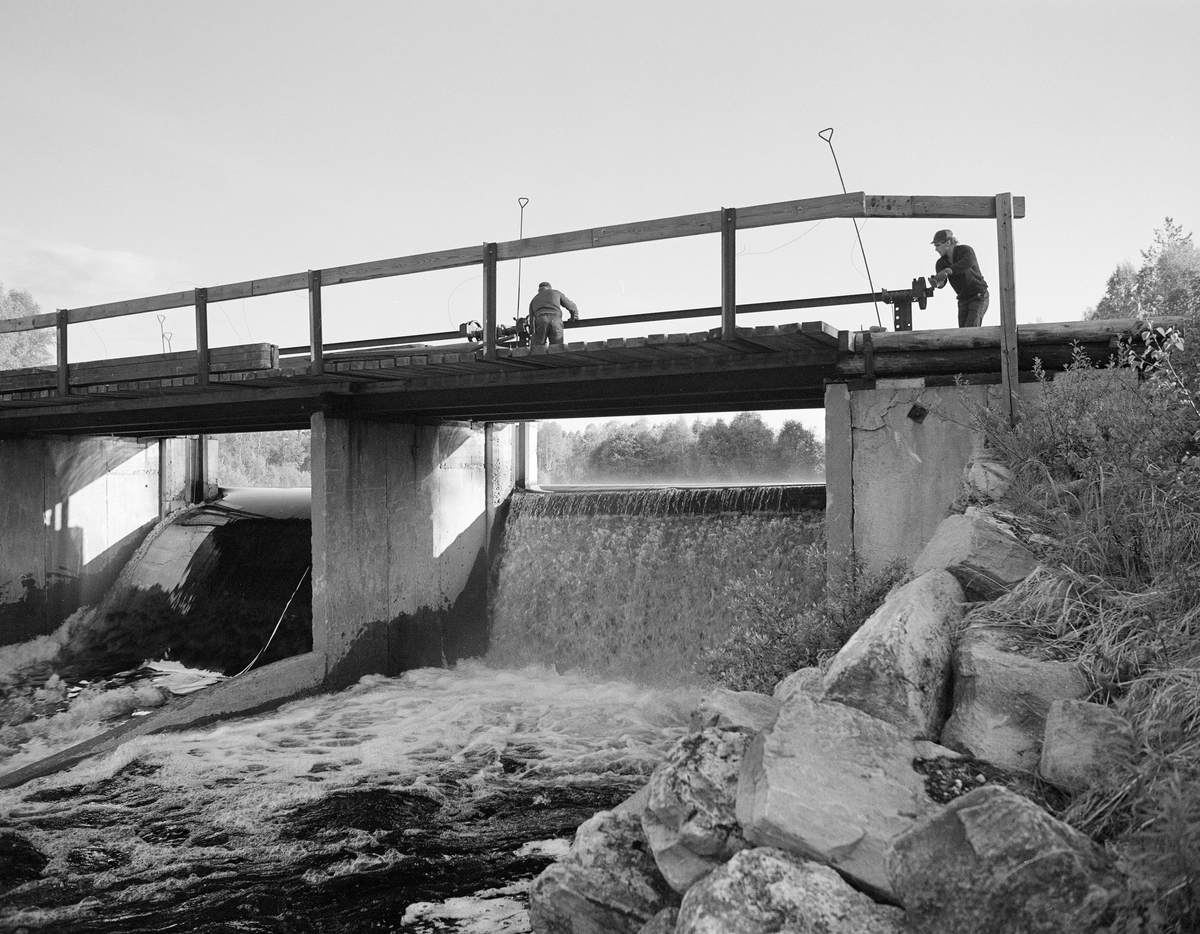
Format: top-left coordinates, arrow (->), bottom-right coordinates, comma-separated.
275,292 -> 887,358
0,193 -> 1024,335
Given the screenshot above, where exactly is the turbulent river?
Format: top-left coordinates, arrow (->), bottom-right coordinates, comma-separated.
0,486 -> 822,933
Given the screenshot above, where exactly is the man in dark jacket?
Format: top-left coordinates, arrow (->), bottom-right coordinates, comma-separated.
528,281 -> 580,346
931,229 -> 989,327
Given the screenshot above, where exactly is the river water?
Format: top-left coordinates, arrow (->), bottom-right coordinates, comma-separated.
0,488 -> 821,932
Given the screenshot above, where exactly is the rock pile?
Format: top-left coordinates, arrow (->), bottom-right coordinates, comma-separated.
529,503 -> 1139,933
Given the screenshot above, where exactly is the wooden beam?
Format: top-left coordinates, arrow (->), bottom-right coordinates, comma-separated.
721,207 -> 737,340
308,269 -> 324,375
996,192 -> 1019,426
0,309 -> 58,335
482,242 -> 498,360
11,191 -> 1024,335
844,318 -> 1172,354
864,194 -> 1026,219
736,192 -> 867,229
56,309 -> 69,397
195,287 -> 210,387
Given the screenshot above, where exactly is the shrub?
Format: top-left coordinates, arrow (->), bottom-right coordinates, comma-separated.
697,549 -> 908,694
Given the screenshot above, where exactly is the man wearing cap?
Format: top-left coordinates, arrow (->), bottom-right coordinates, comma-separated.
528,281 -> 580,346
931,230 -> 990,327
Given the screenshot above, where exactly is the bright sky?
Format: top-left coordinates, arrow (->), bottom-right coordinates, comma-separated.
2,1 -> 1197,434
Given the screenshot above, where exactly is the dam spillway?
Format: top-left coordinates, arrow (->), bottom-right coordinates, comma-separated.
487,485 -> 825,683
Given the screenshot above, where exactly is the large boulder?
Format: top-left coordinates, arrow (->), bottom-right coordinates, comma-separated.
675,847 -> 905,934
772,666 -> 823,703
821,569 -> 964,739
735,692 -> 953,902
887,784 -> 1128,933
641,728 -> 751,893
1039,699 -> 1138,792
912,512 -> 1038,600
941,624 -> 1088,771
690,688 -> 780,734
529,810 -> 677,934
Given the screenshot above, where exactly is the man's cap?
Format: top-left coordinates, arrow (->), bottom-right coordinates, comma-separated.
931,229 -> 954,244
538,281 -> 551,289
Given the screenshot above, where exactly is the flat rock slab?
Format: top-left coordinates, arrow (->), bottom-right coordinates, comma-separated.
676,847 -> 905,934
1039,699 -> 1138,791
888,785 -> 1128,933
690,689 -> 781,734
822,569 -> 964,739
912,512 -> 1038,601
735,692 -> 952,902
941,624 -> 1088,771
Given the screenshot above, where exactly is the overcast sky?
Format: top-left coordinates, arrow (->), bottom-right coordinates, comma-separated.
2,0 -> 1197,415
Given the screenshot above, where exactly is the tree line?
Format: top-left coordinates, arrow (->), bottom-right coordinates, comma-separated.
537,412 -> 824,485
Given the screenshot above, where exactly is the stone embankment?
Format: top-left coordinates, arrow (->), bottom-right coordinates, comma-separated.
529,458 -> 1137,934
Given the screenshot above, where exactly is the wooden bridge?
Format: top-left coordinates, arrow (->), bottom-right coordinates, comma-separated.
1,189 -> 1135,439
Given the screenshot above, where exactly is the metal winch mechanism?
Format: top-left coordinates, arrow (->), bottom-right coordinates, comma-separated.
879,277 -> 935,332
458,314 -> 532,347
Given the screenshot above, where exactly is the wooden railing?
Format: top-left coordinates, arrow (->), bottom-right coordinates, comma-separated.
0,191 -> 1024,411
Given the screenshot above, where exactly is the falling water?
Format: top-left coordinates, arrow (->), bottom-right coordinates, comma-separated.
488,486 -> 824,683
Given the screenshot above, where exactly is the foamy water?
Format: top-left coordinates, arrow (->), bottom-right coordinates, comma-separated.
0,661 -> 698,932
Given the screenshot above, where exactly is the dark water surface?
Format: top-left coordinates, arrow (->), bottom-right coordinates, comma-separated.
1,665 -> 695,932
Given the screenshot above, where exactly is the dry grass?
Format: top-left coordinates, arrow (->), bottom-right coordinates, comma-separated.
962,326 -> 1200,932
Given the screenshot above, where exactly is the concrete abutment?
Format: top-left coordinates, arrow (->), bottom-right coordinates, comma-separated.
824,378 -> 1037,583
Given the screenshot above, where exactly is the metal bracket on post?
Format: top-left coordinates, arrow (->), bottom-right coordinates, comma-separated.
308,269 -> 324,375
56,309 -> 70,397
194,286 -> 210,387
721,207 -> 737,340
482,242 -> 498,359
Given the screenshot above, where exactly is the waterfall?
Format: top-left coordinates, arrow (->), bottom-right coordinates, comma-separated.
487,486 -> 824,684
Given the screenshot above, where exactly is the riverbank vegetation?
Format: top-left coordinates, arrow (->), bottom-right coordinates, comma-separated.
704,220 -> 1200,931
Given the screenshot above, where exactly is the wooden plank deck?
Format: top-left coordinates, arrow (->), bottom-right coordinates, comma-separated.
0,318 -> 1159,438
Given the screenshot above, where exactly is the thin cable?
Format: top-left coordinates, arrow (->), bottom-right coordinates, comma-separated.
737,218 -> 827,256
446,273 -> 482,326
233,565 -> 311,677
515,197 -> 529,323
818,128 -> 882,327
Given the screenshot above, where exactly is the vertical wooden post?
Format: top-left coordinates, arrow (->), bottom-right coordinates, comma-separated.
194,286 -> 210,387
721,207 -> 737,340
308,269 -> 325,375
56,309 -> 69,397
482,242 -> 498,358
995,192 -> 1019,426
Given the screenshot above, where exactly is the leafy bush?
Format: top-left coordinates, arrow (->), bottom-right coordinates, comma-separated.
696,549 -> 908,694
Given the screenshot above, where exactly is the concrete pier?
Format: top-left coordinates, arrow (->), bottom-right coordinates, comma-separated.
0,436 -> 160,645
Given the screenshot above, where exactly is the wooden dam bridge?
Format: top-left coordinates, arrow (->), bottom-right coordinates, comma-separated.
0,190 -> 1144,438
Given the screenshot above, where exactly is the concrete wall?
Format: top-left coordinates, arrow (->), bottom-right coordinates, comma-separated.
0,436 -> 160,645
311,414 -> 517,687
825,378 -> 1036,580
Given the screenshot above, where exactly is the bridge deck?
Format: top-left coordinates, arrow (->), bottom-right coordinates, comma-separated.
0,317 -> 1152,438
